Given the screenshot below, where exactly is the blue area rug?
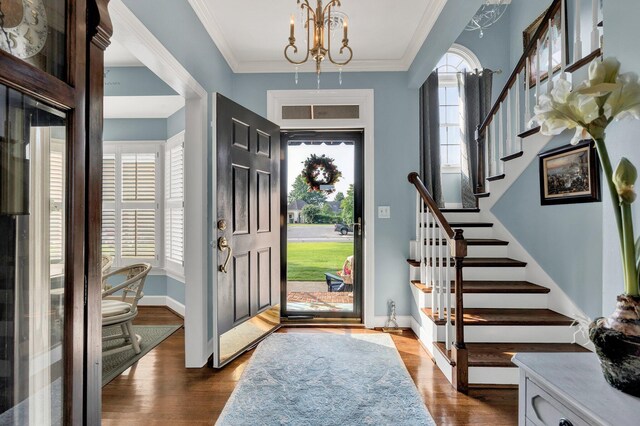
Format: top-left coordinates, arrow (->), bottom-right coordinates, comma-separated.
217,333 -> 435,425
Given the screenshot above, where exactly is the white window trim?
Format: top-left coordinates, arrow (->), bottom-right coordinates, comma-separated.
103,140 -> 164,268
164,131 -> 185,280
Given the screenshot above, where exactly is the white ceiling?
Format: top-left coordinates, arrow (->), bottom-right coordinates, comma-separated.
188,0 -> 447,73
105,38 -> 143,67
104,96 -> 185,119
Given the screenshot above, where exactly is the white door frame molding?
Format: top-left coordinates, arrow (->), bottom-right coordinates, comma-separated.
267,89 -> 375,328
110,0 -> 209,367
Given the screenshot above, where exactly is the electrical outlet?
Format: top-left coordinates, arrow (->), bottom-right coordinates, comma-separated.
378,206 -> 391,219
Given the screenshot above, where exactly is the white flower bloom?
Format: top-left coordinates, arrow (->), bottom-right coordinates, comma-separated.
604,72 -> 640,121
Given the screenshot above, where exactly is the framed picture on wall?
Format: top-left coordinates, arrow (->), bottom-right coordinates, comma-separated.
539,140 -> 601,205
523,0 -> 568,87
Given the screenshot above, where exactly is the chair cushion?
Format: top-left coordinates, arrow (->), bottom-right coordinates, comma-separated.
102,300 -> 132,317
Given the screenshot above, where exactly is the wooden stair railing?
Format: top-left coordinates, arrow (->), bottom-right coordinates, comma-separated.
475,0 -> 602,194
408,172 -> 469,393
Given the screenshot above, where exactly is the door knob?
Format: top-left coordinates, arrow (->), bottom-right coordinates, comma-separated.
218,236 -> 233,273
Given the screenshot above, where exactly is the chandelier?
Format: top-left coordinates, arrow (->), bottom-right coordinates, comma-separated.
284,0 -> 353,83
465,0 -> 509,38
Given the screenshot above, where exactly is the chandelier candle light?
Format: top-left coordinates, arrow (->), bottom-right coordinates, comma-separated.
285,0 -> 353,87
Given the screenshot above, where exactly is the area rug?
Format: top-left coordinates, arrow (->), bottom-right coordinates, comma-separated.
216,333 -> 436,425
102,324 -> 181,386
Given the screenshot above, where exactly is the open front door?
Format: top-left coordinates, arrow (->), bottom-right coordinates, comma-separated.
213,94 -> 281,368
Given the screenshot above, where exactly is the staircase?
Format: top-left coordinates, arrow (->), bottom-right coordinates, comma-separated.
407,0 -> 605,391
407,194 -> 588,390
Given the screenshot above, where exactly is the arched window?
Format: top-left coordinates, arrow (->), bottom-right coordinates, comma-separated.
436,45 -> 481,166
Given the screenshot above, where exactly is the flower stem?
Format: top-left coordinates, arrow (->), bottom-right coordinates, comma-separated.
593,137 -> 627,289
621,203 -> 639,296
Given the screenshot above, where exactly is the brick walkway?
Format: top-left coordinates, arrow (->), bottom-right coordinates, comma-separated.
287,291 -> 353,304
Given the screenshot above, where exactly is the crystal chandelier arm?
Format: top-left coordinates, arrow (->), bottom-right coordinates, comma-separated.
284,4 -> 312,65
322,0 -> 341,17
328,43 -> 352,66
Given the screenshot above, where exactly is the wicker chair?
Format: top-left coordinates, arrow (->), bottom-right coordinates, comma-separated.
101,263 -> 151,355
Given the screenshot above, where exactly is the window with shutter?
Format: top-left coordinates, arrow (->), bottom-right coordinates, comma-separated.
102,143 -> 161,267
49,140 -> 65,263
165,132 -> 185,275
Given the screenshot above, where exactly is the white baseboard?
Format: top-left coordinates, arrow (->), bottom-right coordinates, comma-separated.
372,315 -> 412,328
139,295 -> 186,317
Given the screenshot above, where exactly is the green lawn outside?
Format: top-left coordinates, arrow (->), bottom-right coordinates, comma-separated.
287,242 -> 353,281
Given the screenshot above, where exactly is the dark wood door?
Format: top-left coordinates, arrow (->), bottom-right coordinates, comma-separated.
214,94 -> 280,367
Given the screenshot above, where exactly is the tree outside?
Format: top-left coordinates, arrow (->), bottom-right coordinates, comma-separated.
340,184 -> 354,224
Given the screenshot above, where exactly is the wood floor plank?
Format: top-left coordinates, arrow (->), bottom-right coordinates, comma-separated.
102,307 -> 518,425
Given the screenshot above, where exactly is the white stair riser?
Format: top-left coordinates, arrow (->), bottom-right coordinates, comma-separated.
410,241 -> 508,258
411,283 -> 428,309
420,293 -> 548,309
419,226 -> 494,239
410,265 -> 526,281
469,367 -> 519,385
411,318 -> 454,384
419,312 -> 576,343
463,266 -> 526,281
464,325 -> 577,343
440,212 -> 482,222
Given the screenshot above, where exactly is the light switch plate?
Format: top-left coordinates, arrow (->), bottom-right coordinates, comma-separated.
378,206 -> 391,219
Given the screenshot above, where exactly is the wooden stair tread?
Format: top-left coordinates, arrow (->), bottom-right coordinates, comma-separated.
501,151 -> 524,162
434,342 -> 589,368
428,222 -> 493,228
487,174 -> 505,182
474,192 -> 491,198
421,307 -> 575,326
410,280 -> 549,294
425,238 -> 508,246
440,208 -> 480,213
517,126 -> 540,139
407,257 -> 527,268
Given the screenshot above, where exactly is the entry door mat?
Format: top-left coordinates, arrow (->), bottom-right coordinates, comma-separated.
102,324 -> 182,386
216,333 -> 436,425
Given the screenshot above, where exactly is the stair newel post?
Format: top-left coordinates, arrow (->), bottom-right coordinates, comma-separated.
422,205 -> 428,288
475,125 -> 485,194
445,234 -> 452,350
451,228 -> 469,394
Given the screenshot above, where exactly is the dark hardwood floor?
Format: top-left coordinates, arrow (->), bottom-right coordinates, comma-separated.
102,307 -> 518,425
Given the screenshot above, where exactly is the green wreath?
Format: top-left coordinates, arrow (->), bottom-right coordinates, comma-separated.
302,154 -> 342,193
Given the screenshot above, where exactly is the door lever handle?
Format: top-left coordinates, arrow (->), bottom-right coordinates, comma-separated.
353,217 -> 362,236
218,236 -> 233,273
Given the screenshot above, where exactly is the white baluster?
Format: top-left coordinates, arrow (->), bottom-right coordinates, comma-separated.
525,57 -> 532,126
574,0 -> 583,62
516,72 -> 522,152
591,0 -> 599,52
498,105 -> 504,173
506,88 -> 512,155
547,19 -> 554,94
415,192 -> 420,242
430,212 -> 435,314
445,239 -> 452,350
485,131 -> 490,180
536,39 -> 542,106
437,227 -> 443,321
421,203 -> 427,286
560,0 -> 567,80
490,118 -> 497,175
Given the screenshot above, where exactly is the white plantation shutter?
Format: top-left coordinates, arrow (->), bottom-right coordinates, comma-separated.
165,133 -> 184,272
49,141 -> 65,263
102,208 -> 116,258
102,144 -> 161,266
121,209 -> 156,258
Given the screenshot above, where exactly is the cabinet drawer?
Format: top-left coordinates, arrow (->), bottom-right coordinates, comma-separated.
525,379 -> 591,426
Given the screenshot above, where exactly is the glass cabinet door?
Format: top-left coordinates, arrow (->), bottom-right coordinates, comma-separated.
0,83 -> 67,425
0,0 -> 67,80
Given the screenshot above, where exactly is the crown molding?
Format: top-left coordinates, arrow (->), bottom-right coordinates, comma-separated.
188,0 -> 449,74
400,0 -> 448,70
187,0 -> 240,72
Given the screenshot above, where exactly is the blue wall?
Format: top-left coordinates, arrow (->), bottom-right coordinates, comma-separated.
408,0 -> 484,88
105,67 -> 177,97
167,107 -> 185,138
233,72 -> 419,316
103,118 -> 167,141
600,0 -> 640,315
491,134 -> 603,318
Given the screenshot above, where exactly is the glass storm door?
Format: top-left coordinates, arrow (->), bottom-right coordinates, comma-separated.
281,130 -> 364,320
